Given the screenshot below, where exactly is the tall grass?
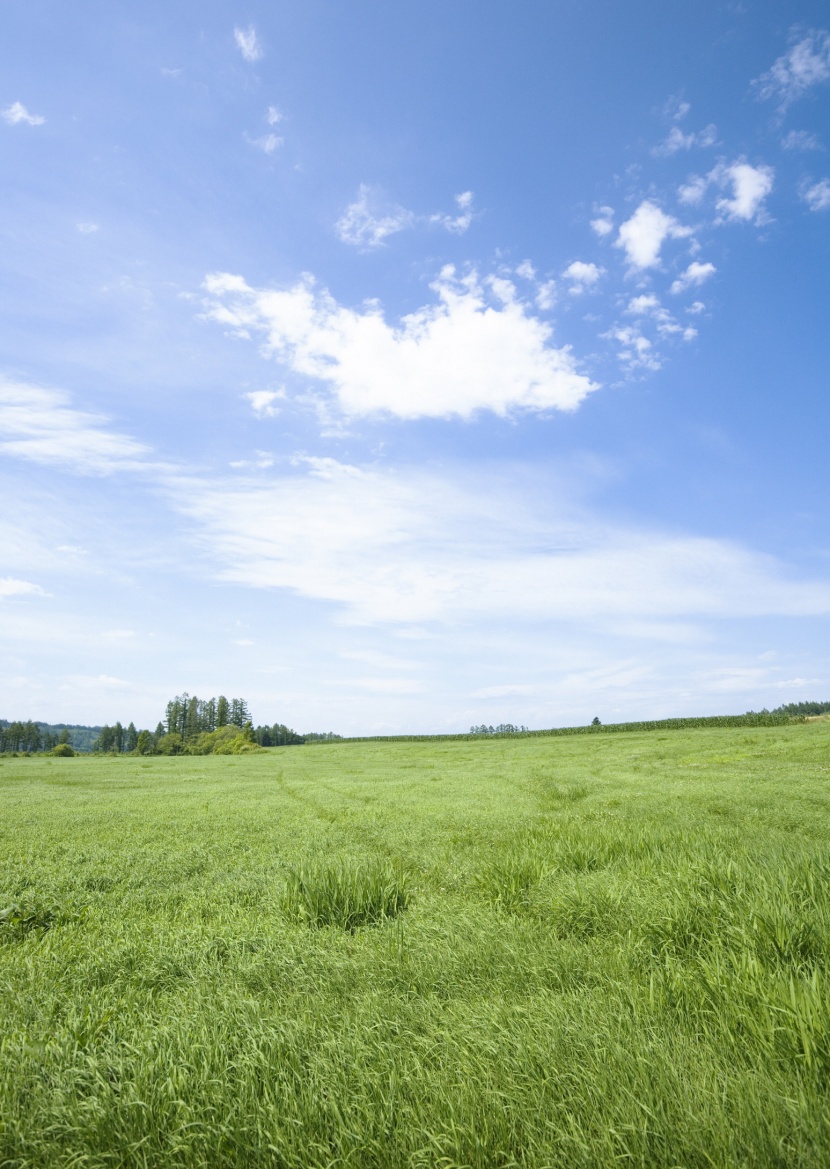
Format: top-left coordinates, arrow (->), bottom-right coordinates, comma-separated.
1,721 -> 830,1166
282,858 -> 410,929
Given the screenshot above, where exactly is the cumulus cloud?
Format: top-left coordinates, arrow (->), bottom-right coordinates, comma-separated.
803,179 -> 830,210
266,106 -> 283,125
0,578 -> 47,600
590,206 -> 615,237
753,29 -> 830,111
234,25 -> 262,62
2,101 -> 45,126
0,378 -> 151,474
170,460 -> 830,626
678,161 -> 774,224
335,185 -> 415,248
670,260 -> 716,294
652,123 -> 717,156
714,161 -> 774,224
202,266 -> 597,420
615,200 -> 693,269
562,261 -> 604,294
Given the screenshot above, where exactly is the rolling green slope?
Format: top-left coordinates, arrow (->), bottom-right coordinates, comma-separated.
1,722 -> 830,1167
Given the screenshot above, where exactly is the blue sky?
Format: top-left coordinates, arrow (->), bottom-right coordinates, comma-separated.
2,1 -> 829,733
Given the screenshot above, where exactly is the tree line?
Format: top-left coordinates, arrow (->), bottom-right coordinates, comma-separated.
1,694 -> 314,755
91,694 -> 307,755
469,723 -> 529,735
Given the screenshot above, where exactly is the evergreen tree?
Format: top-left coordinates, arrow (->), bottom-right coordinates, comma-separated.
58,727 -> 72,746
126,722 -> 138,752
216,696 -> 229,727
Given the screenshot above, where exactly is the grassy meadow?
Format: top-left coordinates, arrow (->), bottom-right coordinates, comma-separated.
2,722 -> 830,1167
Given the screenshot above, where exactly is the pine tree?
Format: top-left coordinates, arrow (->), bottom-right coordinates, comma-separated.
216,696 -> 229,727
126,722 -> 138,752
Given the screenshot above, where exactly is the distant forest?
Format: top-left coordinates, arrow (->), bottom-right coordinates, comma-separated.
1,693 -> 342,754
2,698 -> 829,755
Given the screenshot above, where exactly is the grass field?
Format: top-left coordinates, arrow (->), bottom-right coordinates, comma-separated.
2,723 -> 830,1168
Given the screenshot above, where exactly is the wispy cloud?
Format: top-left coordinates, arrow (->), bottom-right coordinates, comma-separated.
2,101 -> 45,126
670,261 -> 716,295
753,29 -> 830,112
0,577 -> 47,600
234,25 -> 262,63
429,190 -> 475,234
803,178 -> 830,211
615,201 -> 693,269
203,266 -> 597,420
0,378 -> 151,475
335,184 -> 416,248
245,132 -> 283,154
652,123 -> 717,157
336,187 -> 476,249
76,222 -> 99,234
171,460 -> 830,626
782,129 -> 822,151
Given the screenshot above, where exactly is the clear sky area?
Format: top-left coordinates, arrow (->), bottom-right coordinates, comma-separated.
2,1 -> 829,733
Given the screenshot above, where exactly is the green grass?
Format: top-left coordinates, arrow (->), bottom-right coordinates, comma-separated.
1,722 -> 830,1167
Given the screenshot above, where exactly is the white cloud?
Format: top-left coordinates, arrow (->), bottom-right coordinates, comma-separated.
229,451 -> 274,470
652,123 -> 717,156
202,266 -> 597,420
535,281 -> 556,311
664,97 -> 691,122
714,161 -> 774,224
670,260 -> 716,294
677,160 -> 774,224
562,261 -> 604,294
619,297 -> 696,345
0,378 -> 151,474
2,101 -> 45,126
335,184 -> 415,248
171,460 -> 830,627
266,106 -> 283,125
605,325 -> 661,371
516,260 -> 536,281
686,301 -> 706,315
0,578 -> 47,600
234,25 -> 262,62
245,389 -> 284,417
754,30 -> 830,111
803,179 -> 830,211
590,206 -> 614,236
677,175 -> 708,205
782,129 -> 822,151
76,222 -> 99,234
615,200 -> 693,269
245,132 -> 282,154
430,190 -> 475,234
